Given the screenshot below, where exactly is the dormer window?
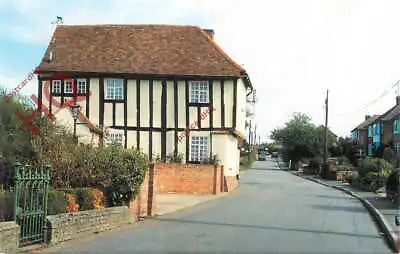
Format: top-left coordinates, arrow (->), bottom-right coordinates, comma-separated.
77,79 -> 87,94
190,81 -> 209,103
51,80 -> 61,93
64,80 -> 73,94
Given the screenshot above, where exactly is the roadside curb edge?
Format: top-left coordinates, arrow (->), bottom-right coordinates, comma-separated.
292,172 -> 399,254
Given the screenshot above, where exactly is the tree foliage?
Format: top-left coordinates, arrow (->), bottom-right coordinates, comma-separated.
0,89 -> 40,188
270,113 -> 337,165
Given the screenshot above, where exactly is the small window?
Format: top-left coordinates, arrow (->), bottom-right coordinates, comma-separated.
52,80 -> 61,93
64,80 -> 73,94
105,79 -> 123,100
107,132 -> 124,145
190,136 -> 208,162
190,81 -> 209,103
394,120 -> 400,134
77,79 -> 87,94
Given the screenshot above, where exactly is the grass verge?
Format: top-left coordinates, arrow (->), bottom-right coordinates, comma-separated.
240,151 -> 257,171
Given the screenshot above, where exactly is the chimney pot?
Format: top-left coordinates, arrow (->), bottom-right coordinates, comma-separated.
396,96 -> 400,105
365,115 -> 370,121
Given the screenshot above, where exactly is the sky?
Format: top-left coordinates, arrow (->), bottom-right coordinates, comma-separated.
1,0 -> 399,141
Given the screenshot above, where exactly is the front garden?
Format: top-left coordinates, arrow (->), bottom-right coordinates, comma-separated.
0,89 -> 149,222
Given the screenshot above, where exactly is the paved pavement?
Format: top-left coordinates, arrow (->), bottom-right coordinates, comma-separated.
155,193 -> 227,216
38,158 -> 391,254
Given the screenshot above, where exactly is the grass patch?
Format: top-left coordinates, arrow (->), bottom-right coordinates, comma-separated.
240,151 -> 257,171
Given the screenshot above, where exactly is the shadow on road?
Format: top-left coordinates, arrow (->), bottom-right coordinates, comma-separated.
310,204 -> 368,213
153,218 -> 382,239
247,167 -> 283,171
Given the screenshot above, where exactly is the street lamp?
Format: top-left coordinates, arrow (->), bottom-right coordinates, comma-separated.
70,103 -> 81,144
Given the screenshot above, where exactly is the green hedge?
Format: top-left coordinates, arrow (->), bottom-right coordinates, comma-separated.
47,190 -> 68,215
0,191 -> 14,222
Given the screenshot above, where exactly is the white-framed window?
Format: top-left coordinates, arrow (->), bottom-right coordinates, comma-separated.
105,79 -> 123,100
190,81 -> 209,103
64,79 -> 73,94
51,80 -> 62,93
77,79 -> 87,94
190,136 -> 208,162
107,132 -> 124,145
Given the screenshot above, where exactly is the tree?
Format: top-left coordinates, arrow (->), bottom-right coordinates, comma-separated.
0,88 -> 40,188
270,112 -> 337,168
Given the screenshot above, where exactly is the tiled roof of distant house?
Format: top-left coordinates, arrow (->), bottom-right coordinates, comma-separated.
381,104 -> 400,122
352,115 -> 381,132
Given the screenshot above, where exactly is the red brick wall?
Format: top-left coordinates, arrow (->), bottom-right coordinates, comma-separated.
155,163 -> 223,195
129,165 -> 158,217
129,163 -> 238,218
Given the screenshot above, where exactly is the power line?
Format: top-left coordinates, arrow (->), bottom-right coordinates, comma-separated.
333,81 -> 398,117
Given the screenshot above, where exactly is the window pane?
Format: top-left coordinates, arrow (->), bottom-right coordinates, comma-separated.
78,80 -> 86,93
190,81 -> 209,103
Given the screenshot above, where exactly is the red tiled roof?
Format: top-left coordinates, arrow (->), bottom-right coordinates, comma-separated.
36,24 -> 246,77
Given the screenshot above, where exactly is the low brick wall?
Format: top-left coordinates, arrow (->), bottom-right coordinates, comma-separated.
46,206 -> 135,245
155,163 -> 223,195
0,221 -> 19,253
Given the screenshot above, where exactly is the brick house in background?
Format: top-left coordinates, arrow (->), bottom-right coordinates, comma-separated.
351,115 -> 380,156
379,96 -> 400,153
34,24 -> 255,180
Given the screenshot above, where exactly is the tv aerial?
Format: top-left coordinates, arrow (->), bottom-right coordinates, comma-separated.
51,16 -> 63,25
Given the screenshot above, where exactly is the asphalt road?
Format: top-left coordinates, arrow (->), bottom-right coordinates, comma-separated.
41,158 -> 391,254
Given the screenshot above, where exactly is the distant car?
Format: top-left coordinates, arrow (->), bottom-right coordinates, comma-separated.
258,152 -> 267,161
271,152 -> 278,158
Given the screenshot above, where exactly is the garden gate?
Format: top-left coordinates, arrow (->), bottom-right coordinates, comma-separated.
14,162 -> 50,247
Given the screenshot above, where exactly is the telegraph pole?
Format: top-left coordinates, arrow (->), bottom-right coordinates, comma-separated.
396,81 -> 400,168
248,120 -> 252,162
254,124 -> 257,147
322,89 -> 329,177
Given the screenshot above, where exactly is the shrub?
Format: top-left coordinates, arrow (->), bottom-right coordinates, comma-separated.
0,191 -> 14,222
65,193 -> 79,213
359,157 -> 393,177
166,152 -> 184,163
47,190 -> 68,215
201,154 -> 221,165
383,148 -> 397,166
386,168 -> 399,202
95,145 -> 148,207
92,188 -> 104,209
74,188 -> 95,211
35,135 -> 148,207
348,171 -> 360,184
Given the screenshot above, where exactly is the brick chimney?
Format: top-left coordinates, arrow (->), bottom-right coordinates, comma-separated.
203,29 -> 214,40
365,115 -> 370,120
396,96 -> 400,105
